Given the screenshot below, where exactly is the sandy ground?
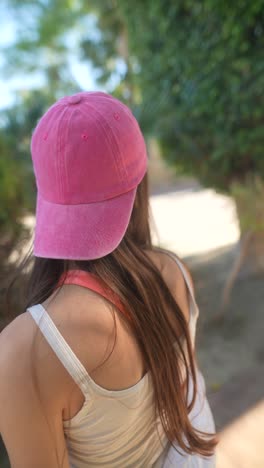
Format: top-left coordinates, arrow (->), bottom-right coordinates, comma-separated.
150,186 -> 239,257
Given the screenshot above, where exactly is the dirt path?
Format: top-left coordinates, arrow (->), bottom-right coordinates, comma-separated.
150,185 -> 239,257
187,248 -> 264,467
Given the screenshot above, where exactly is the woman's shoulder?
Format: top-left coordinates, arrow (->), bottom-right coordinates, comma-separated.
145,247 -> 194,292
35,247 -> 193,356
144,247 -> 193,323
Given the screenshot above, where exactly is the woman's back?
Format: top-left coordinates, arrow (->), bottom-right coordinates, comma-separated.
24,249 -> 214,467
0,92 -> 216,467
39,248 -> 191,400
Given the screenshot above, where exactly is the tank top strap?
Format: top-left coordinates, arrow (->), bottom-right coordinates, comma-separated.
27,304 -> 93,397
27,272 -> 131,398
162,251 -> 200,346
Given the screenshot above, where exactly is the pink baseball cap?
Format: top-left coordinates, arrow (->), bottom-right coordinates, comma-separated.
31,91 -> 148,260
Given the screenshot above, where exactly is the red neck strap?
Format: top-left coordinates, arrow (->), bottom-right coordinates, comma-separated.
57,269 -> 130,320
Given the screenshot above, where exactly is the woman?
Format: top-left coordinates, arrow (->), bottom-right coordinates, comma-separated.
0,92 -> 217,467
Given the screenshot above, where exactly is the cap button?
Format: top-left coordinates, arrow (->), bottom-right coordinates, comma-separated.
68,94 -> 82,105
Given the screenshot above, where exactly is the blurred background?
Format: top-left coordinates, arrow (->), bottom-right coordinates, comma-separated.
0,1 -> 264,467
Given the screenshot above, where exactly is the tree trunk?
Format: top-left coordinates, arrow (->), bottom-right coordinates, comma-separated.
215,230 -> 264,321
231,176 -> 264,276
236,231 -> 264,277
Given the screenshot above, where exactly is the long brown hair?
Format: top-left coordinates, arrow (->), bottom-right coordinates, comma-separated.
8,171 -> 218,462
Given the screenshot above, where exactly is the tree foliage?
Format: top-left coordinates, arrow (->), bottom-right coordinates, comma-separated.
0,90 -> 53,255
2,0 -> 83,96
3,0 -> 264,194
116,0 -> 264,191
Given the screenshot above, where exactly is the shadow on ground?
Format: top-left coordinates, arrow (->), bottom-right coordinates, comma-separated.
185,244 -> 264,432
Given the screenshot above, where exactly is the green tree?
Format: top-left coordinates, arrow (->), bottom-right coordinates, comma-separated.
2,1 -> 125,96
0,90 -> 54,263
4,1 -> 264,188
119,1 -> 264,186
117,0 -> 264,278
2,0 -> 264,275
2,0 -> 81,96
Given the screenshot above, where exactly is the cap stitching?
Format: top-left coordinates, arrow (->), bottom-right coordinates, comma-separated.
56,106 -> 69,200
105,114 -> 128,182
64,106 -> 78,196
37,180 -> 138,205
63,107 -> 75,198
99,107 -> 129,182
79,102 -> 125,183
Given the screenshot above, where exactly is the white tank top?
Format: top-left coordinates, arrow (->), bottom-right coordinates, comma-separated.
27,254 -> 216,467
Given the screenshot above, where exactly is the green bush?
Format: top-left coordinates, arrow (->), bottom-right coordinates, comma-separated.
0,90 -> 52,262
0,137 -> 26,236
116,1 -> 264,193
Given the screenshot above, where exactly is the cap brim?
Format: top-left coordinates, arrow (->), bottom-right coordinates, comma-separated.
34,188 -> 137,260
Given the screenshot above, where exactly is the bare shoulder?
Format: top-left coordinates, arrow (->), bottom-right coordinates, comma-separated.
146,247 -> 193,287
0,312 -> 35,368
0,313 -> 42,408
0,311 -> 67,384
0,314 -> 70,466
0,297 -> 114,419
145,247 -> 194,289
144,247 -> 194,322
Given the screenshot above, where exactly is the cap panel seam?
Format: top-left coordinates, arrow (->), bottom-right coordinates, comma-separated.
56,106 -> 69,200
104,116 -> 128,182
94,102 -> 129,182
64,106 -> 77,196
79,103 -> 125,183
